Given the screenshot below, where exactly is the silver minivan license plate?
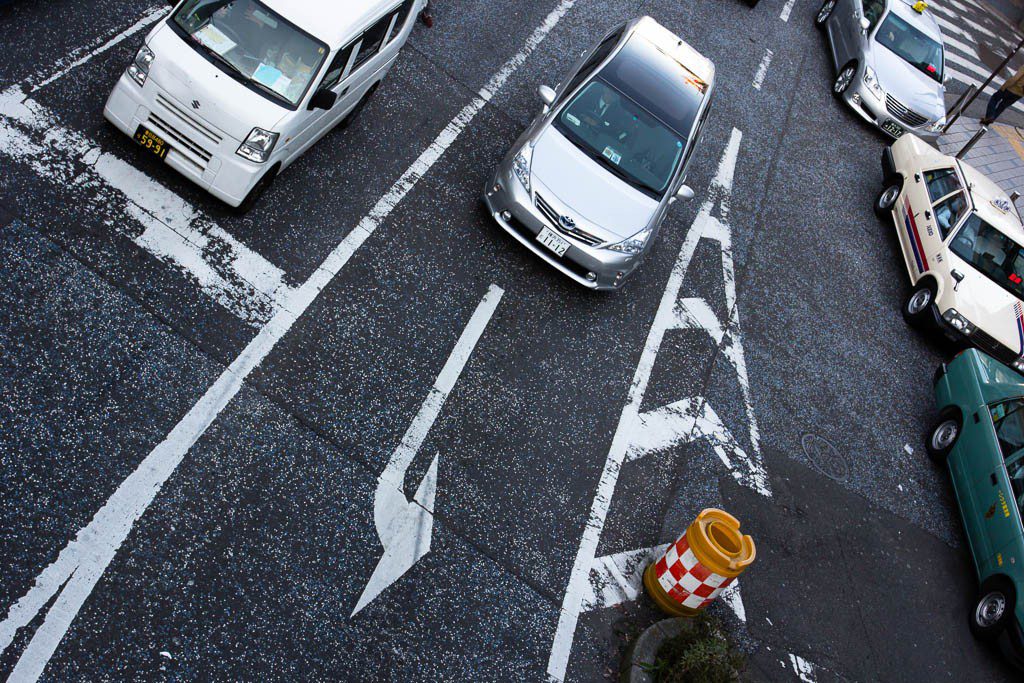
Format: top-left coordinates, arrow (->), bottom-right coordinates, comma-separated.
537,226 -> 570,256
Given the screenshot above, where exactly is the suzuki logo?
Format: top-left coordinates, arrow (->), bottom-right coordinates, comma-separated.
191,100 -> 201,110
558,215 -> 576,230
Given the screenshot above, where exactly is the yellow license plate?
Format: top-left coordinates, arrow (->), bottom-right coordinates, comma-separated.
133,126 -> 169,160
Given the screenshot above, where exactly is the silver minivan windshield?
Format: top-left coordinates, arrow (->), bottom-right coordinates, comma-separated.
874,12 -> 944,82
950,214 -> 1024,300
172,0 -> 329,108
553,79 -> 684,198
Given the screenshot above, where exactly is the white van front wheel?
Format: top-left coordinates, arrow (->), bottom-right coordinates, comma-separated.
236,166 -> 278,214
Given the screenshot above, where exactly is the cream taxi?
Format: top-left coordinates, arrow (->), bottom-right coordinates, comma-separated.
878,134 -> 1024,372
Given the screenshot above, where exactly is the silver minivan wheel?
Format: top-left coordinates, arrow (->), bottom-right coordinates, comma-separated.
930,419 -> 959,452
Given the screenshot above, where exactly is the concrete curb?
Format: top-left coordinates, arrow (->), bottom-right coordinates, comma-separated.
619,618 -> 695,683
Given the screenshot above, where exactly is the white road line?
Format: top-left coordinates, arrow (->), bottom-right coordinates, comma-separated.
29,6 -> 170,92
546,128 -> 769,683
0,1 -> 574,679
934,0 -> 1019,49
0,90 -> 292,326
353,284 -> 504,617
780,0 -> 798,22
789,653 -> 818,682
753,48 -> 774,91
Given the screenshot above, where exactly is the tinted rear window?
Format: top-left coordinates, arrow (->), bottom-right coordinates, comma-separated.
598,36 -> 707,137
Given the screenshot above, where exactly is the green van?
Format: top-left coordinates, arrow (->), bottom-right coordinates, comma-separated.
930,348 -> 1024,666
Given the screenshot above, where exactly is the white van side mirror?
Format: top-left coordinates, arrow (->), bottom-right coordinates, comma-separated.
538,85 -> 556,109
675,185 -> 695,202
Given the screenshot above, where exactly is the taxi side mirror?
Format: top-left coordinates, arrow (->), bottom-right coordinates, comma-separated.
952,269 -> 965,291
675,185 -> 695,201
860,17 -> 871,32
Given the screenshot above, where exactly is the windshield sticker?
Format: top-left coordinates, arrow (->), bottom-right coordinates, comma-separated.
253,64 -> 293,96
252,9 -> 279,28
602,146 -> 622,165
566,113 -> 581,126
194,24 -> 236,55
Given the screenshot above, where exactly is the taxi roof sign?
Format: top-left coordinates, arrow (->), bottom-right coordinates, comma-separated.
912,1 -> 928,13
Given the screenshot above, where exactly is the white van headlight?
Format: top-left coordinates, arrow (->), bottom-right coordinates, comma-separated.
236,128 -> 280,163
127,45 -> 155,87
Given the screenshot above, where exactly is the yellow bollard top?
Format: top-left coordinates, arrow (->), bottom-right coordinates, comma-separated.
687,508 -> 756,578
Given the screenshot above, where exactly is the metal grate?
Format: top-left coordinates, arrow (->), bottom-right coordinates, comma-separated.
534,194 -> 603,246
885,94 -> 928,128
971,328 -> 1019,365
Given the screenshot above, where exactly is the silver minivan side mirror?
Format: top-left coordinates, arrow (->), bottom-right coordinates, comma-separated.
538,85 -> 556,109
859,17 -> 871,32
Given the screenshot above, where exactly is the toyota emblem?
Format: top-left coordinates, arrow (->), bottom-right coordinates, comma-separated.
191,100 -> 201,110
558,214 -> 576,230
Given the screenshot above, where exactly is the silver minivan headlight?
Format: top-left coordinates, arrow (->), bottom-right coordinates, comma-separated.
127,45 -> 155,87
512,146 -> 533,193
606,226 -> 653,255
236,127 -> 280,163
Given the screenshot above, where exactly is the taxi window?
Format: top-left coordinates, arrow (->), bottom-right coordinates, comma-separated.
992,400 -> 1024,459
925,168 -> 961,203
862,0 -> 885,30
934,191 -> 968,239
1008,454 -> 1024,510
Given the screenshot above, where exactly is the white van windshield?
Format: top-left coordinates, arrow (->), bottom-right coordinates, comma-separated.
172,0 -> 328,108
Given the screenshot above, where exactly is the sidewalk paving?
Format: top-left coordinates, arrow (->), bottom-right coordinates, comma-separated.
937,115 -> 1024,213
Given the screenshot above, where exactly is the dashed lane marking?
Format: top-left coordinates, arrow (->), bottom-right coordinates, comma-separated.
546,128 -> 771,683
753,49 -> 773,91
0,1 -> 576,679
780,0 -> 799,22
27,6 -> 171,93
352,284 -> 504,617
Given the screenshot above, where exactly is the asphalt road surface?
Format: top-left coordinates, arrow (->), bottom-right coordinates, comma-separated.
0,0 -> 1021,681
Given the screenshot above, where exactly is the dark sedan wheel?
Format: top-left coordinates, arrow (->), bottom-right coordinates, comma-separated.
816,0 -> 837,27
970,577 -> 1015,641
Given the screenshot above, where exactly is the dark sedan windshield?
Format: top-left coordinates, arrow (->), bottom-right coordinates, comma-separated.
553,80 -> 684,197
875,12 -> 944,82
949,214 -> 1024,300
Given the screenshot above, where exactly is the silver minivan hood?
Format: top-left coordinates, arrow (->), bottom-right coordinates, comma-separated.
147,23 -> 288,142
530,126 -> 660,241
870,44 -> 944,120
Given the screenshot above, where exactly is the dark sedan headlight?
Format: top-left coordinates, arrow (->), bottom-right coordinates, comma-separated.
236,127 -> 279,163
942,308 -> 975,335
127,45 -> 155,87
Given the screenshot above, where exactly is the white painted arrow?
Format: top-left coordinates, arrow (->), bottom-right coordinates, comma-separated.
351,284 -> 504,616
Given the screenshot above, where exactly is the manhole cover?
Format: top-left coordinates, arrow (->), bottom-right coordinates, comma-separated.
801,433 -> 850,483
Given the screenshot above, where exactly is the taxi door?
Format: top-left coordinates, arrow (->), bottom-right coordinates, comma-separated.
897,165 -> 966,279
978,401 -> 1024,575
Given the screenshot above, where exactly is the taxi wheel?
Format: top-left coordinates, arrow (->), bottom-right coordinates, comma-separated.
970,577 -> 1015,641
874,184 -> 901,219
902,281 -> 935,327
925,413 -> 960,463
833,62 -> 857,98
815,0 -> 837,27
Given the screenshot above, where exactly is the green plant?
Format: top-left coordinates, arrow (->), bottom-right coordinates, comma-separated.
642,615 -> 744,683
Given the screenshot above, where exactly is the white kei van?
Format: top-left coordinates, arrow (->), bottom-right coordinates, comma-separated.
104,0 -> 424,211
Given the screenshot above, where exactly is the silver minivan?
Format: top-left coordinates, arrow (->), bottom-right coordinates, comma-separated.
483,17 -> 713,290
816,0 -> 947,139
